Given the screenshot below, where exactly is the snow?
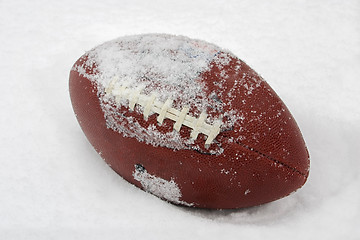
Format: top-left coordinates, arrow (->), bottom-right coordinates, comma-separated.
0,0 -> 359,239
74,34 -> 241,151
80,34 -> 219,103
133,164 -> 194,207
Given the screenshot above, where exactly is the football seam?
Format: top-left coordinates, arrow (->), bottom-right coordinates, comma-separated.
234,140 -> 307,177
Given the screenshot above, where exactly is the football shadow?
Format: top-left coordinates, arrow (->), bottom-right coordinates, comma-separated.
176,193 -> 302,225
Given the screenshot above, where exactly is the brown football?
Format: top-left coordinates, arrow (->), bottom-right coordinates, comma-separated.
69,34 -> 310,209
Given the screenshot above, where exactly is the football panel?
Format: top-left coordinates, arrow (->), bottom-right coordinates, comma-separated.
201,54 -> 310,177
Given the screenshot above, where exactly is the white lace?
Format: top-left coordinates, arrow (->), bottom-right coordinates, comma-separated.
105,78 -> 221,146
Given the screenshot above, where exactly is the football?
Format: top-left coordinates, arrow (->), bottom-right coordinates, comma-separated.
69,34 -> 310,209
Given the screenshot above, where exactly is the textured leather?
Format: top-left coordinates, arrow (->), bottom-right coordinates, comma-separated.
69,53 -> 309,209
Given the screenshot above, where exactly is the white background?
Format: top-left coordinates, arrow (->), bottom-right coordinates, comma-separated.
1,0 -> 359,239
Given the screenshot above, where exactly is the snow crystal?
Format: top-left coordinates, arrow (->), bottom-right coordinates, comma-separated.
133,165 -> 193,206
73,34 -> 242,151
78,34 -> 228,109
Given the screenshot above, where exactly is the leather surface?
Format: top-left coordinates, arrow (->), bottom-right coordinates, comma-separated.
69,54 -> 309,209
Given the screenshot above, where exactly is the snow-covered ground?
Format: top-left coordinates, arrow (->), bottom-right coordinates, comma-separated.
1,0 -> 359,239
